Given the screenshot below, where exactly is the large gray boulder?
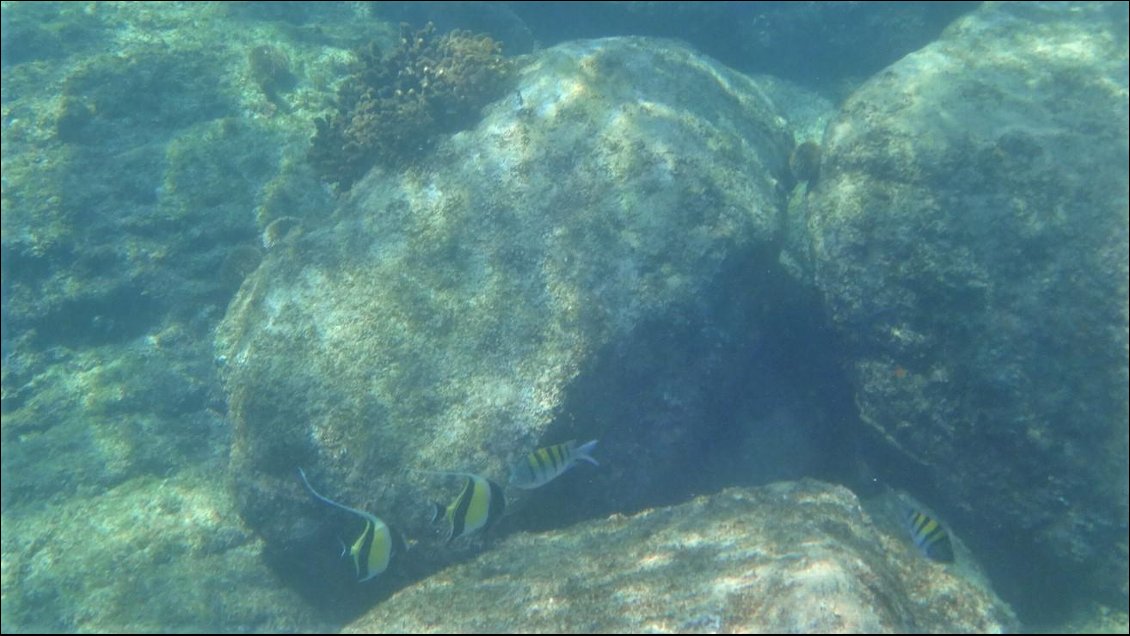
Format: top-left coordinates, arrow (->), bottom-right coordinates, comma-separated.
216,36 -> 794,586
345,480 -> 1018,633
805,2 -> 1128,602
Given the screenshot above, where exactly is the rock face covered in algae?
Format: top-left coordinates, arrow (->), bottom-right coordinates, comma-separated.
345,480 -> 1018,633
0,467 -> 318,632
805,2 -> 1129,606
216,36 -> 792,585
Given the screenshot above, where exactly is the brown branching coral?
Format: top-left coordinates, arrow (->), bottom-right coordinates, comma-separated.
309,23 -> 514,190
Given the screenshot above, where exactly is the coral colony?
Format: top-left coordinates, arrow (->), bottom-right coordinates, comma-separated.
309,23 -> 513,190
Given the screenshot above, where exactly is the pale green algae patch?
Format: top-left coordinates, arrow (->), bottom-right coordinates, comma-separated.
0,466 -> 317,632
0,2 -> 399,631
345,480 -> 1018,633
1,1 -> 361,507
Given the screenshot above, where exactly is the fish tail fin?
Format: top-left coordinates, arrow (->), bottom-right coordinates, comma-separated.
575,439 -> 600,466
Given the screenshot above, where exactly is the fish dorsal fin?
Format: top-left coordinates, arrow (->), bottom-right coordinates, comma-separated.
297,467 -> 380,526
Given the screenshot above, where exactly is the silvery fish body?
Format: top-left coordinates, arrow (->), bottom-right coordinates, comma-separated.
508,439 -> 599,489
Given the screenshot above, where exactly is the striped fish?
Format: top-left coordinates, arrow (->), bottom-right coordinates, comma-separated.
298,468 -> 401,582
509,439 -> 599,489
904,507 -> 955,563
430,472 -> 506,543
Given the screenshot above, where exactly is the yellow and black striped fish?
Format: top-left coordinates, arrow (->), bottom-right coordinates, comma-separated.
509,439 -> 599,489
430,472 -> 506,544
298,468 -> 401,582
904,507 -> 955,563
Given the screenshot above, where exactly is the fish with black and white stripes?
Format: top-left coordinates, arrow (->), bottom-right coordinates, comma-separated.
298,468 -> 403,581
508,439 -> 599,489
430,472 -> 507,543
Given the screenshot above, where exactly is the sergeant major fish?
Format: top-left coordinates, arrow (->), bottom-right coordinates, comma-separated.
298,468 -> 402,581
904,507 -> 955,563
509,439 -> 599,489
430,472 -> 506,544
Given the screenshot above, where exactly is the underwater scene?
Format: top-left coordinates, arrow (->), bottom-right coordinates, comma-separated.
1,2 -> 1127,633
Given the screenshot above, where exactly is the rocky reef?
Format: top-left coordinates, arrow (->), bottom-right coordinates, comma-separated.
0,466 -> 318,632
3,1 -> 1126,632
216,35 -> 798,595
308,22 -> 514,189
789,140 -> 822,185
346,480 -> 1017,633
804,1 -> 1129,613
0,3 -> 353,631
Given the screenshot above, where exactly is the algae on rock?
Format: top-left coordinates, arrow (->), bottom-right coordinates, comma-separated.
806,1 -> 1129,609
216,36 -> 795,589
345,480 -> 1018,633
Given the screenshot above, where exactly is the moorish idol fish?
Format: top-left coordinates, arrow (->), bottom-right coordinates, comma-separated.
297,468 -> 401,581
904,507 -> 955,563
508,439 -> 599,489
429,472 -> 506,544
